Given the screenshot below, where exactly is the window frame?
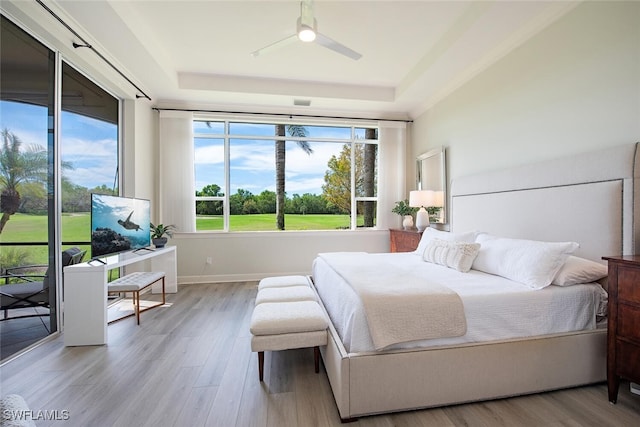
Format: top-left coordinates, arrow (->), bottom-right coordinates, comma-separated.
193,115 -> 379,232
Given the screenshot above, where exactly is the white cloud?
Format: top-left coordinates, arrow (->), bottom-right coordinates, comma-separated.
61,136 -> 117,160
194,144 -> 224,164
286,176 -> 326,194
66,164 -> 117,189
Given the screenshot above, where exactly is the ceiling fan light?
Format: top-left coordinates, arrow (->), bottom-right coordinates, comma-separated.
297,16 -> 317,42
298,26 -> 316,42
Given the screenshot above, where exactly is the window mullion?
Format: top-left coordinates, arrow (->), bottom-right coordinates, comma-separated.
350,128 -> 357,230
224,121 -> 230,231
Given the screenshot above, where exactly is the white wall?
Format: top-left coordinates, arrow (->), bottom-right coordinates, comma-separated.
172,230 -> 389,283
411,1 -> 640,189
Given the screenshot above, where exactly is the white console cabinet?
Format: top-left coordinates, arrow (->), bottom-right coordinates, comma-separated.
63,246 -> 177,346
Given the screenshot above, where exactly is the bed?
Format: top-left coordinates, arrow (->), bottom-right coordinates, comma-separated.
311,142 -> 640,421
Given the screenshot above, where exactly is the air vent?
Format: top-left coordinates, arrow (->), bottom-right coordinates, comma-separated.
293,99 -> 311,107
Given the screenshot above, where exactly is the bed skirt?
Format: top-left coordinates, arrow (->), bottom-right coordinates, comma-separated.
313,278 -> 607,420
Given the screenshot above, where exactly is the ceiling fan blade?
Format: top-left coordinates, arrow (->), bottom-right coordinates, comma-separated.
251,34 -> 298,58
315,33 -> 362,60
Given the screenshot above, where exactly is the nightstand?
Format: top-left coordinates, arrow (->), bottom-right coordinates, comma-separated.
389,229 -> 423,253
602,255 -> 640,403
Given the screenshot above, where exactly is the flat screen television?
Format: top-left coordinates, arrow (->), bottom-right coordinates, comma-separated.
91,194 -> 151,258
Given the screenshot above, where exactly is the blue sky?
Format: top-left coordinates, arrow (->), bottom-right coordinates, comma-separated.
194,137 -> 347,196
194,122 -> 360,196
0,100 -> 118,190
1,100 -> 365,197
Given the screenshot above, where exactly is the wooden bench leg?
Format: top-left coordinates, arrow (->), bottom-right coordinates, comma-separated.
258,351 -> 264,381
135,291 -> 141,325
314,346 -> 320,373
161,276 -> 166,305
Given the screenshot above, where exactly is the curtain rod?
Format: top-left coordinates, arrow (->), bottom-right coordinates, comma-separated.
153,107 -> 413,123
35,0 -> 151,101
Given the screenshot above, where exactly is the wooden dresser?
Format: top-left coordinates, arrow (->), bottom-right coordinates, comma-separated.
389,229 -> 423,253
602,255 -> 640,403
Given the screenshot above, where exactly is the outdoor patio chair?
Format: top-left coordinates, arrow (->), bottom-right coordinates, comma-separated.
0,247 -> 86,320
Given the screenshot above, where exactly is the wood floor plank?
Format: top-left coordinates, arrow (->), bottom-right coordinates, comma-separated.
291,349 -> 341,427
142,366 -> 202,427
235,351 -> 269,427
266,392 -> 298,427
174,385 -> 218,427
1,281 -> 639,427
205,335 -> 252,427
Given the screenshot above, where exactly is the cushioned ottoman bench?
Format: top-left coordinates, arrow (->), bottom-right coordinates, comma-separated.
107,271 -> 165,325
250,300 -> 328,381
257,275 -> 310,290
255,285 -> 316,305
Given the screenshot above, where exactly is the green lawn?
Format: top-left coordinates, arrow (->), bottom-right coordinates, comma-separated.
0,213 -> 92,267
1,212 -> 364,266
197,213 -> 353,231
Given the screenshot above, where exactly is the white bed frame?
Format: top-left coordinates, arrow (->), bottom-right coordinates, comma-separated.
314,143 -> 640,421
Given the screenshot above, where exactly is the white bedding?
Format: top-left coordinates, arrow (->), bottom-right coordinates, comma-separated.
312,252 -> 608,354
317,252 -> 466,350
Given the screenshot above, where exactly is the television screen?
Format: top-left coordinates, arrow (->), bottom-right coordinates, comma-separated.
91,194 -> 151,258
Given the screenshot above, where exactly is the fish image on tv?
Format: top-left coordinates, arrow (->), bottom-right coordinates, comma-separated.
91,194 -> 151,258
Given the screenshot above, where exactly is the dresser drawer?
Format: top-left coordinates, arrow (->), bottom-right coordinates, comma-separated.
618,303 -> 640,342
616,341 -> 640,381
618,266 -> 640,304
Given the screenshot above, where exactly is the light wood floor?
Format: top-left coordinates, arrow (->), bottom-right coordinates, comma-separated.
1,281 -> 639,426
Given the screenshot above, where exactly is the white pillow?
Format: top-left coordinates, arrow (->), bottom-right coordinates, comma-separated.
423,238 -> 481,273
414,228 -> 479,257
472,234 -> 579,289
552,256 -> 608,286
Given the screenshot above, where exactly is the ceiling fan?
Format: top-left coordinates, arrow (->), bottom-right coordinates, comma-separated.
251,0 -> 362,60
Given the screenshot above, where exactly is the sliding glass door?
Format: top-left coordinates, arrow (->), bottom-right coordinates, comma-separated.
0,15 -> 57,359
0,15 -> 120,362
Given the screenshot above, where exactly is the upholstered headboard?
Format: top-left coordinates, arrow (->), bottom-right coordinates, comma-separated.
451,143 -> 640,263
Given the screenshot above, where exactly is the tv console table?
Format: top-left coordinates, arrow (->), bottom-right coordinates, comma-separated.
63,246 -> 177,346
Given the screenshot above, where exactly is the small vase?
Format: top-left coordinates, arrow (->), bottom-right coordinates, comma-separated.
402,215 -> 414,230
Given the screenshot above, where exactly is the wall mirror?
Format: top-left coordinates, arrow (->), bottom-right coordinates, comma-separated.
416,147 -> 447,224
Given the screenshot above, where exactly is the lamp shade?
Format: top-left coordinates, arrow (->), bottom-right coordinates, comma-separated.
410,190 -> 435,231
409,190 -> 435,208
433,190 -> 445,207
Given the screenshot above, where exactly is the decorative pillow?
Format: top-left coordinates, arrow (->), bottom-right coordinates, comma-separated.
414,228 -> 479,257
423,238 -> 481,273
552,256 -> 608,286
472,234 -> 579,289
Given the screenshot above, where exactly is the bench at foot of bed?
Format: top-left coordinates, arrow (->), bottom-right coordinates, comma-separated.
250,298 -> 328,381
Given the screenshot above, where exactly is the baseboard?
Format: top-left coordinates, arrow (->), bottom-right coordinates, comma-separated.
178,272 -> 311,285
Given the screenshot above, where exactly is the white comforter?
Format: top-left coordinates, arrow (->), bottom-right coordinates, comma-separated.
317,252 -> 466,350
312,252 -> 608,354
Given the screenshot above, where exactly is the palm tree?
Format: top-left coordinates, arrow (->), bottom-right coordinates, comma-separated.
362,128 -> 377,227
275,124 -> 313,230
0,128 -> 72,233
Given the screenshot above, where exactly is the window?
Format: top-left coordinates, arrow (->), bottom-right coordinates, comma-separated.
61,62 -> 120,247
194,119 -> 378,231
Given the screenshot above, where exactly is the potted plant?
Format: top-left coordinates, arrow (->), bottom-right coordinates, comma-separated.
150,223 -> 176,248
392,200 -> 418,230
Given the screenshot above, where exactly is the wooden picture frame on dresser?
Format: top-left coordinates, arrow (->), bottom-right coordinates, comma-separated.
389,229 -> 423,253
602,255 -> 640,403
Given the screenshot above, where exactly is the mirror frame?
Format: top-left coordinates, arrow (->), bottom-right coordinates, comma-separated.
416,147 -> 447,224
